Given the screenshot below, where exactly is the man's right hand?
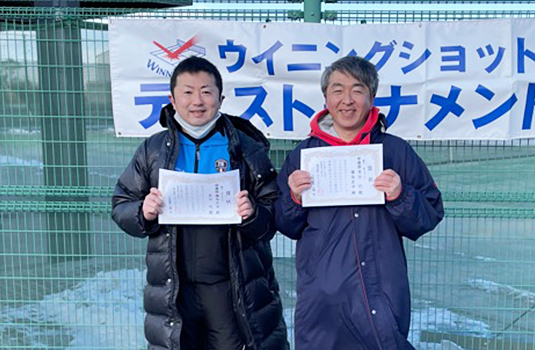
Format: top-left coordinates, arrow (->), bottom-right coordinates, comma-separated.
143,187 -> 163,221
288,170 -> 312,203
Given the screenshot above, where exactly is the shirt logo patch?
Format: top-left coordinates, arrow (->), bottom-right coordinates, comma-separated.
215,159 -> 229,173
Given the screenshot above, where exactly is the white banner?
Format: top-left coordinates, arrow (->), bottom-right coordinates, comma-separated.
109,18 -> 535,140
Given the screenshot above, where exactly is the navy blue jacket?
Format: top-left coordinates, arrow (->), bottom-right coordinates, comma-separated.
274,114 -> 444,350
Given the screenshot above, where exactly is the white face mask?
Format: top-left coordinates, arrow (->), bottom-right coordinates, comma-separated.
174,111 -> 222,139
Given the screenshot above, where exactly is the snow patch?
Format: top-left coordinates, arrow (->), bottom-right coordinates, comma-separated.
467,278 -> 535,305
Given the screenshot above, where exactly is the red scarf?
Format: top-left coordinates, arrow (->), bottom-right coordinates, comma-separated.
309,107 -> 379,146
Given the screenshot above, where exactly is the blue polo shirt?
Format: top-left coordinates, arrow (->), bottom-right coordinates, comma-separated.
174,131 -> 231,174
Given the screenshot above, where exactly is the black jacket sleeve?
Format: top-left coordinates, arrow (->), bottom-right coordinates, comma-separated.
237,144 -> 279,243
111,140 -> 160,238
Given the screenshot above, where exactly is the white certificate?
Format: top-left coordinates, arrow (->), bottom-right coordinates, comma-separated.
300,144 -> 384,207
158,169 -> 242,225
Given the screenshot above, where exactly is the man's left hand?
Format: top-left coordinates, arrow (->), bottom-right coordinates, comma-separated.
236,190 -> 254,220
374,169 -> 402,201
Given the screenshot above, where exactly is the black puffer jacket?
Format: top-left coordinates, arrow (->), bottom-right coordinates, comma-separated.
112,104 -> 289,350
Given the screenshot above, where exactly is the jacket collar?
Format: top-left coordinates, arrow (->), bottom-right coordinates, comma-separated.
159,103 -> 271,152
310,107 -> 384,146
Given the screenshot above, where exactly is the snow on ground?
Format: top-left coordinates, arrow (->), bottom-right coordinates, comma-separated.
467,278 -> 535,305
410,305 -> 492,343
5,128 -> 41,136
0,269 -> 146,349
0,268 -> 495,349
0,154 -> 43,168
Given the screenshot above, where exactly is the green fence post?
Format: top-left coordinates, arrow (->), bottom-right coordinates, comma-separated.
36,2 -> 90,262
304,0 -> 322,23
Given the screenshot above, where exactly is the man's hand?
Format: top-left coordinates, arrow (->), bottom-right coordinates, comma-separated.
236,190 -> 254,220
142,187 -> 163,221
288,170 -> 312,203
374,169 -> 402,201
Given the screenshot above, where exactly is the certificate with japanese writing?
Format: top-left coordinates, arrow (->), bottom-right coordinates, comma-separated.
300,144 -> 384,207
158,169 -> 242,225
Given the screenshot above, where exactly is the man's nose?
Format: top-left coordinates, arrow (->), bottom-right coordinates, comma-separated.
341,91 -> 353,104
192,91 -> 203,104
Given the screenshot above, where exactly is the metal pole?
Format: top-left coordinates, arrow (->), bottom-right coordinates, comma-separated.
36,1 -> 90,262
304,0 -> 321,23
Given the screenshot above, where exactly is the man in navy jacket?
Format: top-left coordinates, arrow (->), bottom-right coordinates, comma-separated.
274,56 -> 444,350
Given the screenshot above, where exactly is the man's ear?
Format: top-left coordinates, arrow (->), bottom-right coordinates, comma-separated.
168,94 -> 174,107
220,95 -> 225,104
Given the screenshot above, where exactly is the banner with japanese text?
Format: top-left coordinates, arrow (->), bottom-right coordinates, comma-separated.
109,18 -> 535,140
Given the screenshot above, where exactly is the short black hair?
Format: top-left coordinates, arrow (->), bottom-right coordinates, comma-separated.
170,56 -> 223,98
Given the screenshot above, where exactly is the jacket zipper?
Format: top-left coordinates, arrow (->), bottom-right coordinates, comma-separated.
192,142 -> 201,281
165,134 -> 181,330
194,143 -> 200,173
351,209 -> 384,350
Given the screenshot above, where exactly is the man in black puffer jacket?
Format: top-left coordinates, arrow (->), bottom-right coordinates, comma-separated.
112,56 -> 289,350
